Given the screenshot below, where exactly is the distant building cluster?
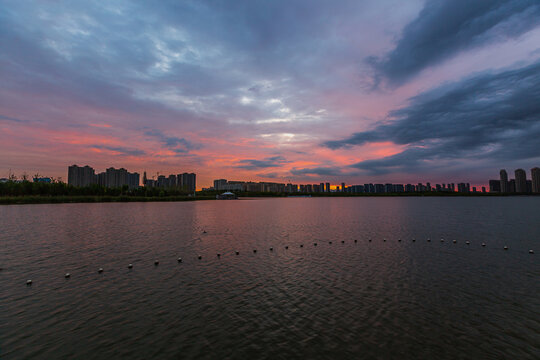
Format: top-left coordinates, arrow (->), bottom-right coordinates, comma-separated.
143,172 -> 196,192
489,168 -> 540,194
68,165 -> 139,189
67,165 -> 197,191
210,179 -> 483,194
7,165 -> 539,195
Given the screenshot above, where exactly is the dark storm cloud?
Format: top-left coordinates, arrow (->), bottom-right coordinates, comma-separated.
236,156 -> 288,170
92,145 -> 146,157
144,129 -> 201,154
370,0 -> 540,84
290,167 -> 344,176
0,115 -> 31,123
326,60 -> 540,174
256,172 -> 280,179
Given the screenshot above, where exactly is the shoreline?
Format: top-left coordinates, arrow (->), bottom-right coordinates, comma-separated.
1,192 -> 538,205
0,195 -> 215,205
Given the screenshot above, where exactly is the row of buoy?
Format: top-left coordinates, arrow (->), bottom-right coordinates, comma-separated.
22,239 -> 535,285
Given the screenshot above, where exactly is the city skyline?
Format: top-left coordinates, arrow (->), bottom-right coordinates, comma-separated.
2,1 -> 540,189
5,164 -> 538,194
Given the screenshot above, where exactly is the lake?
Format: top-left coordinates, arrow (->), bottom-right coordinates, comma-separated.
1,197 -> 539,359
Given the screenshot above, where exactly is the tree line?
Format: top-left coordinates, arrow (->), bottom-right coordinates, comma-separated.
0,180 -> 194,197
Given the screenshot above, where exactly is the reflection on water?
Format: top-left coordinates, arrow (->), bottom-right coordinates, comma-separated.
1,197 -> 539,359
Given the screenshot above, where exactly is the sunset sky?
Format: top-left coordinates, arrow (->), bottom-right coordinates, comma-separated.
2,0 -> 540,188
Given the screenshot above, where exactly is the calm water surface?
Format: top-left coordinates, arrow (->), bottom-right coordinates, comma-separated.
1,197 -> 539,359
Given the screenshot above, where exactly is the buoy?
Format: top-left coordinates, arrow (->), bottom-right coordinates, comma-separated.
504,246 -> 508,250
98,268 -> 104,273
300,244 -> 303,248
383,238 -> 386,242
253,249 -> 257,253
217,253 -> 221,257
529,250 -> 534,254
329,241 -> 332,244
198,255 -> 202,260
270,247 -> 273,251
285,246 -> 288,250
128,264 -> 133,269
177,258 -> 182,262
65,273 -> 70,278
26,280 -> 32,285
235,251 -> 239,255
154,260 -> 159,265
203,230 -> 207,234
341,240 -> 345,244
412,239 -> 416,242
440,238 -> 444,242
314,243 -> 317,246
354,240 -> 357,243
453,240 -> 457,243
481,243 -> 486,247
368,239 -> 372,242
466,241 -> 470,245
427,238 -> 431,242
398,239 -> 402,242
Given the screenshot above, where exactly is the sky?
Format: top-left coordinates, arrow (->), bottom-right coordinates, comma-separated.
1,0 -> 540,188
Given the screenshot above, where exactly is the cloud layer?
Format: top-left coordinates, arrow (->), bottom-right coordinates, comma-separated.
326,60 -> 540,175
370,0 -> 540,85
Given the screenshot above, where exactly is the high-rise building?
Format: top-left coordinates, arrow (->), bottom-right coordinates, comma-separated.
105,167 -> 128,188
68,165 -> 97,187
508,179 -> 516,193
128,172 -> 140,189
500,169 -> 508,193
168,174 -> 177,187
80,167 -> 139,188
341,182 -> 345,192
156,175 -> 167,188
515,169 -> 527,193
179,173 -> 196,192
325,182 -> 330,192
489,180 -> 501,192
214,179 -> 227,191
531,167 -> 540,193
320,183 -> 325,193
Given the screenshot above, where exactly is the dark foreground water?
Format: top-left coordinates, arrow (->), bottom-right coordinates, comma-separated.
1,197 -> 539,359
